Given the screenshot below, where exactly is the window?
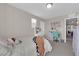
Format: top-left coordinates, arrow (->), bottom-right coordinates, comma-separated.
31,18 -> 37,28
40,21 -> 45,32
31,18 -> 37,35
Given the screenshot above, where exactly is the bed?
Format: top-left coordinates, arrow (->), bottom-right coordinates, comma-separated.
0,36 -> 52,56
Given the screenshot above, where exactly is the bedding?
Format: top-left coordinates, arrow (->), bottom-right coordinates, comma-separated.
0,43 -> 12,56
0,36 -> 52,56
11,36 -> 37,56
0,37 -> 12,56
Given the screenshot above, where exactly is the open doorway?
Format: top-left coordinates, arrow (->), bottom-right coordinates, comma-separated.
66,18 -> 77,41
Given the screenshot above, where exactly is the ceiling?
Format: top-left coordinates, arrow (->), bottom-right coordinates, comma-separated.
9,3 -> 79,20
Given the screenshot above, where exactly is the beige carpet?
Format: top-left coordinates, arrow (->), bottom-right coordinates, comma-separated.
46,39 -> 74,56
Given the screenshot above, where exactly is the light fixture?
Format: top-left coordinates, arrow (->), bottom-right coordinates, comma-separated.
46,3 -> 53,8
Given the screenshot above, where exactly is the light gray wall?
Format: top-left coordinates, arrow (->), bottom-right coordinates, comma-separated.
0,4 -> 7,37
0,4 -> 44,37
45,15 -> 67,42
